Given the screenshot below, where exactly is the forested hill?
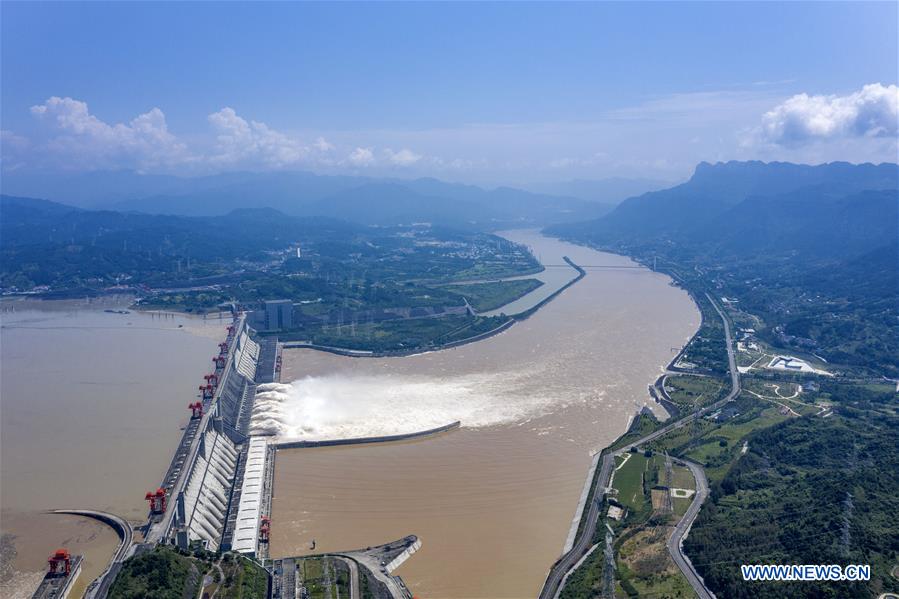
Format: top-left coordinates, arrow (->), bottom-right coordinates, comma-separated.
547,161 -> 899,376
549,161 -> 897,255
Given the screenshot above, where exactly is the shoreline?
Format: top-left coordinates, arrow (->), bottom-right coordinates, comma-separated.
281,256 -> 587,358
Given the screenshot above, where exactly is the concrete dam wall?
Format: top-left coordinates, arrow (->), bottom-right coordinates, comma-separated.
273,420 -> 462,450
149,316 -> 277,557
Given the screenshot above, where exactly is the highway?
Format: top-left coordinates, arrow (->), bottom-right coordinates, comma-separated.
539,453 -> 614,599
539,292 -> 738,599
667,459 -> 715,599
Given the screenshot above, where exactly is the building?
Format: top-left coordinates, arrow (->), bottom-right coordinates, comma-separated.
264,300 -> 293,331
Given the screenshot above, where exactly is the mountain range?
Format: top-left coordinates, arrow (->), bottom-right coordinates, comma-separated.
0,169 -> 648,228
548,160 -> 898,261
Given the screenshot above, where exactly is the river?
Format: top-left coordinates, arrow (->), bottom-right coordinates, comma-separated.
0,299 -> 221,598
268,230 -> 700,597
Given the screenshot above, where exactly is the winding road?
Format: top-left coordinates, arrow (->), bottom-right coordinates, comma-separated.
667,459 -> 714,599
539,292 -> 738,599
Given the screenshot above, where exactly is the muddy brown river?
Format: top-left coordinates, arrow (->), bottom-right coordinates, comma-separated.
269,231 -> 699,598
0,300 -> 221,598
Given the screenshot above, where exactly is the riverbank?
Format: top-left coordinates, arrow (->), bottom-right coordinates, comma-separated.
269,230 -> 700,598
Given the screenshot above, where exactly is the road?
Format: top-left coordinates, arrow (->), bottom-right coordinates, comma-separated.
538,453 -> 614,599
539,293 -> 738,599
50,509 -> 134,599
335,557 -> 361,599
667,458 -> 714,599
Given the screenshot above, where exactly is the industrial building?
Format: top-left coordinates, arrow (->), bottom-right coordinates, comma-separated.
263,300 -> 294,331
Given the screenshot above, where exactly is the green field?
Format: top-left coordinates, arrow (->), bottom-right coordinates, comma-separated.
288,313 -> 511,352
613,453 -> 649,512
664,374 -> 727,410
445,278 -> 543,312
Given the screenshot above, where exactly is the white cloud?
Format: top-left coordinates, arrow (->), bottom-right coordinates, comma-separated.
29,96 -> 189,170
384,148 -> 421,166
760,83 -> 899,145
347,147 -> 375,167
0,130 -> 31,171
208,107 -> 307,168
313,136 -> 334,152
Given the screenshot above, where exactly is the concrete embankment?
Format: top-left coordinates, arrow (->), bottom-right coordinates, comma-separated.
49,510 -> 133,599
511,256 -> 585,321
274,421 -> 461,450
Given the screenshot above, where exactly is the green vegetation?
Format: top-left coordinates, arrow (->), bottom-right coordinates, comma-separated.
554,161 -> 897,598
564,451 -> 699,598
294,557 -> 349,599
108,546 -> 199,599
108,547 -> 269,599
663,374 -> 728,412
613,453 -> 649,513
282,313 -> 511,353
617,528 -> 695,598
218,555 -> 270,599
3,196 -> 547,352
445,278 -> 543,312
675,292 -> 728,375
685,406 -> 899,598
548,161 -> 898,376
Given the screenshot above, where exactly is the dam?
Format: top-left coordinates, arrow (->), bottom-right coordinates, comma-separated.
141,314 -> 279,558
137,313 -> 428,599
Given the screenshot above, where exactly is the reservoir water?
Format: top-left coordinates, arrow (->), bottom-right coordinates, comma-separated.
0,300 -> 220,598
269,231 -> 700,597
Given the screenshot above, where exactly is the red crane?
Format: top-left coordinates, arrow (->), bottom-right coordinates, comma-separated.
47,549 -> 72,576
259,516 -> 271,543
218,342 -> 229,354
145,488 -> 167,514
204,373 -> 218,386
199,384 -> 214,400
213,355 -> 226,369
189,401 -> 203,419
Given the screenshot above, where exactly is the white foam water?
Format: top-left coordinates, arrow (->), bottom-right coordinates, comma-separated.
248,371 -> 578,441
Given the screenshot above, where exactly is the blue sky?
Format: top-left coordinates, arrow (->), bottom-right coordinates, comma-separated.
1,1 -> 897,184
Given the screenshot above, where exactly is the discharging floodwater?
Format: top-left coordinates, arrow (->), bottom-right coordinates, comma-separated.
270,231 -> 700,597
0,300 -> 221,598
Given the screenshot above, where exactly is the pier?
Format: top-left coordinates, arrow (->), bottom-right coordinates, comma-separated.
30,551 -> 82,599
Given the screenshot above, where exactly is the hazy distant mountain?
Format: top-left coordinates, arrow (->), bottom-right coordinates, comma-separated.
549,161 -> 899,256
305,180 -> 610,228
0,194 -> 359,258
522,177 -> 672,204
547,161 -> 899,375
113,171 -> 373,216
0,169 -> 610,228
308,183 -> 472,227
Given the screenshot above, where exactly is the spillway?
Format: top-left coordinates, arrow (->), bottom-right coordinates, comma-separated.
144,315 -> 278,557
